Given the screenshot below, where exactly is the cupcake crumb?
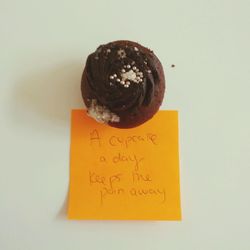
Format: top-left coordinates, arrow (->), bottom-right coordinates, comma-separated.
87,99 -> 120,123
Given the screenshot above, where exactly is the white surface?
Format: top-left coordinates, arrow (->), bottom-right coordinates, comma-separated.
1,1 -> 250,249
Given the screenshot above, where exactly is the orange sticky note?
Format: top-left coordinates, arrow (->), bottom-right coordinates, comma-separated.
68,110 -> 181,220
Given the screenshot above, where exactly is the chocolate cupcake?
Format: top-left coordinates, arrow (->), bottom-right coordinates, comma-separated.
81,40 -> 165,128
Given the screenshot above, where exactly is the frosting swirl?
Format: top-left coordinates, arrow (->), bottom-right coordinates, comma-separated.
83,41 -> 163,117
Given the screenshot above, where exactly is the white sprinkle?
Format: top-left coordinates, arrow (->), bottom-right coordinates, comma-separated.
127,65 -> 131,69
120,80 -> 125,85
147,70 -> 152,73
144,61 -> 147,65
121,69 -> 137,82
124,85 -> 129,88
135,68 -> 139,72
121,69 -> 126,73
116,78 -> 120,82
117,49 -> 126,59
109,82 -> 113,85
110,76 -> 114,79
139,79 -> 143,82
107,49 -> 111,53
131,61 -> 135,65
136,76 -> 140,80
132,66 -> 137,70
126,81 -> 130,85
134,47 -> 139,51
113,74 -> 117,77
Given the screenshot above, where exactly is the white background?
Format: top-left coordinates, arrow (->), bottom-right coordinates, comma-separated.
1,0 -> 250,249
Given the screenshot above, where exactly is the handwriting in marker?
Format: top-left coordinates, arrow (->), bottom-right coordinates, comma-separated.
129,187 -> 166,203
100,187 -> 125,206
109,173 -> 122,189
89,171 -> 106,186
89,171 -> 122,189
99,156 -> 107,163
108,133 -> 158,148
132,172 -> 152,182
90,129 -> 101,147
112,153 -> 144,171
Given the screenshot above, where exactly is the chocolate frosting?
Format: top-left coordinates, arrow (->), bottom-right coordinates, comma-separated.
83,41 -> 164,117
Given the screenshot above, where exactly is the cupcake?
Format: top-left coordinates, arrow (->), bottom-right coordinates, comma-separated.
81,40 -> 165,128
